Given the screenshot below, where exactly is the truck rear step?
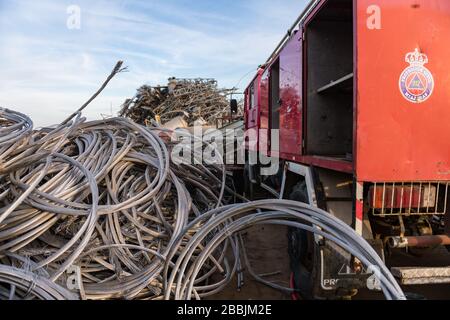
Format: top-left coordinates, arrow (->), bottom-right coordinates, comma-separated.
391,267 -> 450,285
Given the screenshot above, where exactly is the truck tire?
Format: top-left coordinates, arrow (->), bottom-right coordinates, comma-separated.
287,181 -> 319,300
243,164 -> 254,200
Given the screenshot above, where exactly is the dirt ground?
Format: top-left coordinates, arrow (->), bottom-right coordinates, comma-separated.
210,225 -> 291,300
210,224 -> 450,300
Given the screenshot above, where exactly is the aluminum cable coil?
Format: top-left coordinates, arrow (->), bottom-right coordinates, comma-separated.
163,200 -> 406,301
0,110 -> 232,300
0,107 -> 405,300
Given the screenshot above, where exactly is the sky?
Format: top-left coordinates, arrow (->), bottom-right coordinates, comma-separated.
0,0 -> 309,127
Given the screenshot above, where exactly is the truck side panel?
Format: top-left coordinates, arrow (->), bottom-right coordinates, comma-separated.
356,0 -> 450,182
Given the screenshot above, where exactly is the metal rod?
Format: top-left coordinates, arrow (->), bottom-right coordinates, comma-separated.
389,235 -> 450,248
265,0 -> 319,64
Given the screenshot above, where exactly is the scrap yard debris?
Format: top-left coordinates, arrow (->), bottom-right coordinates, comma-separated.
119,78 -> 240,127
0,107 -> 405,300
0,107 -> 234,300
0,62 -> 404,301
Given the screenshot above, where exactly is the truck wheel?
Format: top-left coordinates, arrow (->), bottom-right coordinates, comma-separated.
244,164 -> 254,200
287,181 -> 319,300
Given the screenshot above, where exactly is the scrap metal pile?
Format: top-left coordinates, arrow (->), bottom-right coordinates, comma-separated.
119,78 -> 237,127
0,107 -> 405,300
0,63 -> 405,300
0,107 -> 233,300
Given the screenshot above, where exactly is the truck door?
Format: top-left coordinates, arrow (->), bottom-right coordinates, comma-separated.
356,0 -> 450,181
246,80 -> 258,130
279,30 -> 303,158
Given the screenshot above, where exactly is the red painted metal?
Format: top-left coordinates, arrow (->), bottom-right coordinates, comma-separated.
244,69 -> 263,152
355,182 -> 364,221
245,70 -> 263,131
368,185 -> 435,209
356,0 -> 450,182
279,31 -> 303,158
301,155 -> 353,173
244,0 -> 450,183
259,68 -> 270,157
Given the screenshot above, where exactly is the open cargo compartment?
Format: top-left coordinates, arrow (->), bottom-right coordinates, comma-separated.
305,0 -> 354,160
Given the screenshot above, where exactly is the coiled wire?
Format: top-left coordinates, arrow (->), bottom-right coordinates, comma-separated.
0,111 -> 230,300
163,200 -> 406,300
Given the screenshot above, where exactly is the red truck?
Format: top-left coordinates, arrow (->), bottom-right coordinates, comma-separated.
243,0 -> 450,299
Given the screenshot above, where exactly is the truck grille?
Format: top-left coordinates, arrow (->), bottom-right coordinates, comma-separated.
369,182 -> 449,216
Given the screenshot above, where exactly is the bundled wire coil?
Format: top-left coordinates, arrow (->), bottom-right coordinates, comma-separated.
163,200 -> 407,301
0,264 -> 78,300
0,108 -> 33,148
0,111 -> 231,300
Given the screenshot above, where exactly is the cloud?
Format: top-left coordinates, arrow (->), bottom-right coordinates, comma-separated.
0,0 -> 309,127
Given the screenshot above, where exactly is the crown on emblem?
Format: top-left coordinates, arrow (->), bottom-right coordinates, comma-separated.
405,48 -> 428,66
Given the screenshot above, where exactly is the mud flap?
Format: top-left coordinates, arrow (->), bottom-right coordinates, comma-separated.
317,239 -> 386,298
